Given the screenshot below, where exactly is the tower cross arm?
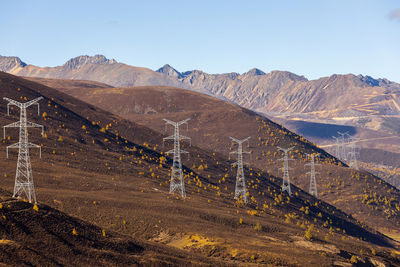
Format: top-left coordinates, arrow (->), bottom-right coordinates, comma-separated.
277,146 -> 294,152
26,121 -> 44,128
163,119 -> 177,126
27,142 -> 41,148
23,97 -> 44,108
163,135 -> 175,141
177,118 -> 190,126
6,142 -> 20,149
6,142 -> 20,158
230,136 -> 250,144
178,135 -> 191,140
4,121 -> 21,128
3,97 -> 23,108
277,157 -> 294,162
165,149 -> 175,155
306,171 -> 320,174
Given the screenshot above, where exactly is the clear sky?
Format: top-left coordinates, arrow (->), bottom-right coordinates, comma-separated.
1,0 -> 399,82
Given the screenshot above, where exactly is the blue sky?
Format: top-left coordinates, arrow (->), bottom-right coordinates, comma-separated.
1,0 -> 399,82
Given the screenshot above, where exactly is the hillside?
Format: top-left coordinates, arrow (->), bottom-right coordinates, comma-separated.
44,83 -> 400,235
0,188 -> 222,266
1,72 -> 400,265
271,118 -> 400,190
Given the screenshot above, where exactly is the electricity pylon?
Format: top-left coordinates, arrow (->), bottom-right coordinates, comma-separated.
229,137 -> 250,204
337,131 -> 349,161
305,153 -> 320,197
163,118 -> 191,198
277,146 -> 294,196
331,136 -> 340,159
3,97 -> 44,203
347,137 -> 359,170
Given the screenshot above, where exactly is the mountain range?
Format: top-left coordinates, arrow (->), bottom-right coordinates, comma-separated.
2,54 -> 400,180
2,54 -> 399,130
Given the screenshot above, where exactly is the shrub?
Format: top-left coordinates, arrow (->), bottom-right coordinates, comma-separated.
254,222 -> 262,231
305,229 -> 312,240
350,255 -> 358,264
72,228 -> 78,236
33,204 -> 39,212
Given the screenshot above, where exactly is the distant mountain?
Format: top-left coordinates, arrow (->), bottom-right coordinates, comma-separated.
63,54 -> 117,70
0,55 -> 26,72
1,54 -> 400,136
0,54 -> 184,89
156,64 -> 183,78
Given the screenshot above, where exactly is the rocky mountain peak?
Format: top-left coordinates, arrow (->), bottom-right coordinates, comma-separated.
156,64 -> 182,78
268,70 -> 308,82
0,56 -> 27,72
357,74 -> 380,87
63,55 -> 117,70
243,68 -> 266,76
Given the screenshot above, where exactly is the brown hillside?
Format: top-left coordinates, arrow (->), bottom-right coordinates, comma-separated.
47,83 -> 400,236
0,188 -> 225,266
0,72 -> 399,265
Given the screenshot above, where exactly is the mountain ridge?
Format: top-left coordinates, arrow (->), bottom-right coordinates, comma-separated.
2,54 -> 399,137
2,54 -> 397,82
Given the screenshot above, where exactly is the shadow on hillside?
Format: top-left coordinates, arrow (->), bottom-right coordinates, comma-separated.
289,120 -> 357,140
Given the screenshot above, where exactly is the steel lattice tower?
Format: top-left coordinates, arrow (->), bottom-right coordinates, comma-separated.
3,97 -> 44,203
163,118 -> 191,198
331,136 -> 340,159
229,137 -> 250,204
347,137 -> 359,170
277,146 -> 294,196
305,153 -> 320,197
337,131 -> 349,161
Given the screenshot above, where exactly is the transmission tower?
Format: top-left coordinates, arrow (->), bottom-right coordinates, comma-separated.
331,136 -> 340,159
229,137 -> 250,204
305,153 -> 320,197
277,146 -> 294,196
3,97 -> 44,204
163,118 -> 191,198
337,131 -> 349,161
347,137 -> 359,170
